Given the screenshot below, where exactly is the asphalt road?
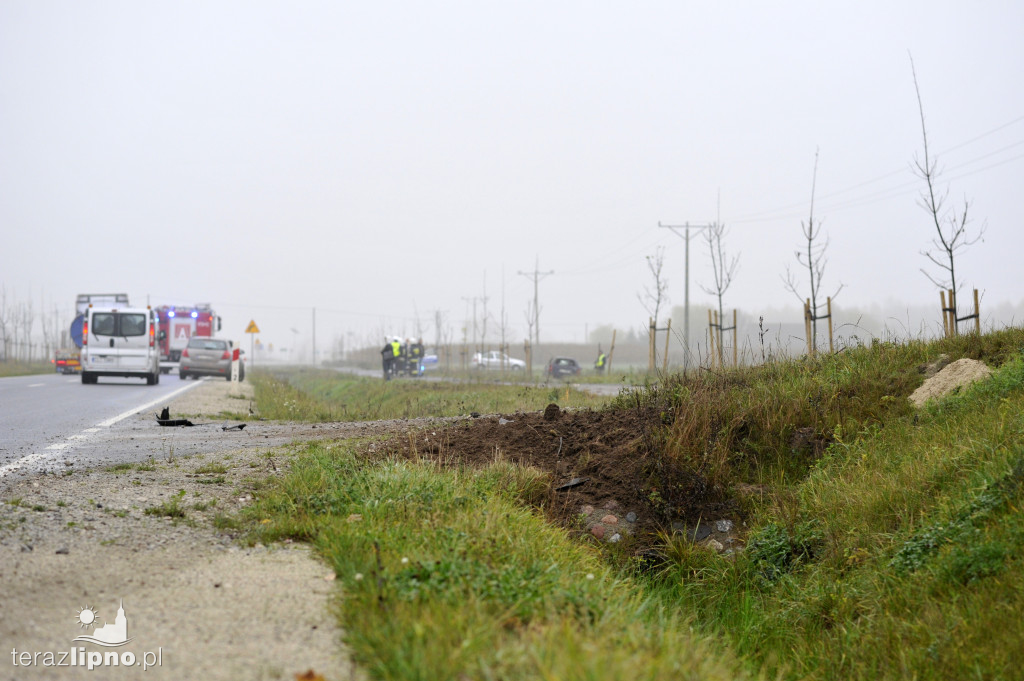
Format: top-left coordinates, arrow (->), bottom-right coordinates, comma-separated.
0,372 -> 204,482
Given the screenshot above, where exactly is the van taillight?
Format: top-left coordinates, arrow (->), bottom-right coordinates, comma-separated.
82,320 -> 89,346
149,322 -> 155,347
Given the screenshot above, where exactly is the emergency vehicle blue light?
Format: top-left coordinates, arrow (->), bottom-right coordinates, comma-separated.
168,310 -> 176,318
191,311 -> 198,318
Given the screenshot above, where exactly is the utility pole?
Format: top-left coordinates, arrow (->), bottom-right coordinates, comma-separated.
659,221 -> 713,373
517,256 -> 554,346
312,307 -> 316,366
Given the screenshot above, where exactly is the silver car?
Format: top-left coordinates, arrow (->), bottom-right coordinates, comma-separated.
179,337 -> 244,381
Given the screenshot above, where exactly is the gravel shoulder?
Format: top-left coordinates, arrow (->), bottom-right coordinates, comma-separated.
0,379 -> 374,681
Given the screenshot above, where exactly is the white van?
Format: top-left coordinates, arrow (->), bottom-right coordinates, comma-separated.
80,306 -> 165,385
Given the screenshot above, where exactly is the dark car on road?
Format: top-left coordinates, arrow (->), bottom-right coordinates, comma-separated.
546,357 -> 581,379
179,337 -> 244,381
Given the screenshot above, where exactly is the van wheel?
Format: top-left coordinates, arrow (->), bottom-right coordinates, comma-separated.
146,372 -> 157,385
81,372 -> 96,385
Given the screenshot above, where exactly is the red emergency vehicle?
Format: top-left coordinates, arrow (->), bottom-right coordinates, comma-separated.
155,304 -> 221,371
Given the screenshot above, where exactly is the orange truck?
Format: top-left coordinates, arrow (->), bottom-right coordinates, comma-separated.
54,348 -> 81,374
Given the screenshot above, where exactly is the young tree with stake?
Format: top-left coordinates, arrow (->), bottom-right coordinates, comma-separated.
910,54 -> 984,325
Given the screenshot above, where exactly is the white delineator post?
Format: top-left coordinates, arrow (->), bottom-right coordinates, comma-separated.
229,346 -> 242,396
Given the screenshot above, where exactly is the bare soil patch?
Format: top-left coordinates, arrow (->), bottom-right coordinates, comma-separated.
383,405 -> 740,549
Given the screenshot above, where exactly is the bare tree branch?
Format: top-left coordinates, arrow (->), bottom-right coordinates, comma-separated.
910,53 -> 985,322
781,148 -> 843,351
637,247 -> 669,325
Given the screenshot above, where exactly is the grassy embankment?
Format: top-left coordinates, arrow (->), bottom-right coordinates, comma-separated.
249,368 -> 611,421
0,361 -> 55,377
240,328 -> 1024,680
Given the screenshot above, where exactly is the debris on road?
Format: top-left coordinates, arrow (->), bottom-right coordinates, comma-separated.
156,406 -> 195,427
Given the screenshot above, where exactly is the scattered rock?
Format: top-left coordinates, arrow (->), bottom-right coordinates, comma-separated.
673,523 -> 712,543
625,512 -> 637,523
715,519 -> 733,533
918,353 -> 951,379
591,525 -> 606,540
608,533 -> 621,543
600,514 -> 618,525
580,505 -> 595,516
55,547 -> 69,555
704,538 -> 724,552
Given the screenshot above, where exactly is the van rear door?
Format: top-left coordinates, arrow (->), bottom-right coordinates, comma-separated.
88,311 -> 151,370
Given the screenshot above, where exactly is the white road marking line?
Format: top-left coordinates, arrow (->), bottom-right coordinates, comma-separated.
0,380 -> 205,479
27,383 -> 44,388
96,381 -> 203,428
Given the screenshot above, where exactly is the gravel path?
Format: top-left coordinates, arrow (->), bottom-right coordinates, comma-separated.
0,380 -> 372,681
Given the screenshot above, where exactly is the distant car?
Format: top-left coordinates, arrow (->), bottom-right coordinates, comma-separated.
179,337 -> 245,381
546,357 -> 581,379
422,354 -> 439,371
471,350 -> 526,370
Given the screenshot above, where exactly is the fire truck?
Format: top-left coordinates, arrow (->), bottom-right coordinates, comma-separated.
154,304 -> 221,372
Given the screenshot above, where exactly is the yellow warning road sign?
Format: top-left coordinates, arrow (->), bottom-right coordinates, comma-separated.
245,320 -> 260,334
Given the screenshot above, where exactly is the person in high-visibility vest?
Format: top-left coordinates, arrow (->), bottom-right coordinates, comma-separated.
594,346 -> 607,373
391,337 -> 403,375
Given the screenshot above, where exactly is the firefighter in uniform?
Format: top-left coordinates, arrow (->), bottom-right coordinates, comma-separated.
381,337 -> 393,380
594,346 -> 607,373
408,338 -> 424,376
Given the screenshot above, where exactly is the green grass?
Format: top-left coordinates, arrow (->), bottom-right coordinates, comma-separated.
241,442 -> 748,681
143,490 -> 188,518
644,332 -> 1024,681
0,361 -> 54,377
250,368 -> 612,422
232,327 -> 1024,681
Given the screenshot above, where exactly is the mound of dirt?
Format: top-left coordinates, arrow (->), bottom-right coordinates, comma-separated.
386,407 -> 737,546
909,358 -> 993,407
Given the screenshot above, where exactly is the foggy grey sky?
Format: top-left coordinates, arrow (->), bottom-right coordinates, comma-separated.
2,1 -> 1022,354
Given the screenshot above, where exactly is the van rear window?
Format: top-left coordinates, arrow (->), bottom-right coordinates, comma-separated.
91,312 -> 147,337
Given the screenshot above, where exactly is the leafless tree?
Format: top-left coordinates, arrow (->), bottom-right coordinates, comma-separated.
910,54 -> 984,321
700,222 -> 739,353
637,246 -> 669,325
12,298 -> 35,362
523,298 -> 536,349
0,286 -> 10,361
432,309 -> 446,353
783,148 -> 843,350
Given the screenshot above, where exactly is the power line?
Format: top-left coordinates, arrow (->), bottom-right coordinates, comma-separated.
658,221 -> 714,372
